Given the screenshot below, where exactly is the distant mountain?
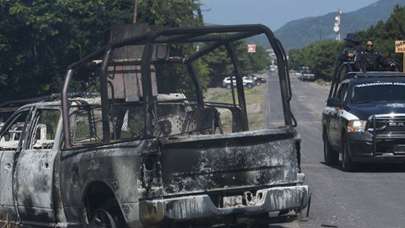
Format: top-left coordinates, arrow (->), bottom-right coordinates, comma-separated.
274,0 -> 405,50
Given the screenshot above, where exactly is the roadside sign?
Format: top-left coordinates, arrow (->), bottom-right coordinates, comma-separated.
395,41 -> 405,53
395,40 -> 405,72
247,44 -> 256,53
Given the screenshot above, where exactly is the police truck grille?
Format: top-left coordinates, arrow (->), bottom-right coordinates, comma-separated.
369,116 -> 405,133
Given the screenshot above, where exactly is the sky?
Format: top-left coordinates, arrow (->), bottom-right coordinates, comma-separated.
201,0 -> 378,30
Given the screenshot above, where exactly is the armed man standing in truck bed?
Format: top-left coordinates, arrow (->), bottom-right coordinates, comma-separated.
364,40 -> 398,71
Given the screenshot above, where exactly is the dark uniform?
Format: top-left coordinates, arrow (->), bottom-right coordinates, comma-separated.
364,41 -> 398,71
364,41 -> 385,71
338,33 -> 364,71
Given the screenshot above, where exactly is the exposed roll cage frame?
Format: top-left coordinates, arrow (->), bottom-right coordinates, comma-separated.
61,24 -> 296,149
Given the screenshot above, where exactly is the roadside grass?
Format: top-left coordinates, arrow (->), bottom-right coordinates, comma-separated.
205,84 -> 266,132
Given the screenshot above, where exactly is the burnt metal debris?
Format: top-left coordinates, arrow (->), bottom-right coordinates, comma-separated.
0,24 -> 309,227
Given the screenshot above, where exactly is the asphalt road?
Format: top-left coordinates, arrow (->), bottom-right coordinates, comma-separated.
280,75 -> 405,228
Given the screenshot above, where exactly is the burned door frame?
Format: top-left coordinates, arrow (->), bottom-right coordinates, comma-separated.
14,107 -> 61,226
61,24 -> 296,149
0,107 -> 33,225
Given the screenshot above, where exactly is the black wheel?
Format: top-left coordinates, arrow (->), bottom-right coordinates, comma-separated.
342,139 -> 354,171
246,83 -> 253,89
323,135 -> 339,165
88,198 -> 126,228
89,209 -> 117,228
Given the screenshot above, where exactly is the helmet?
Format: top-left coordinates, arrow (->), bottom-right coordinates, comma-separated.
344,33 -> 361,45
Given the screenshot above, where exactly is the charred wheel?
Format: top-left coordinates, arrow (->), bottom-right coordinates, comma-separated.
89,209 -> 117,228
86,195 -> 126,228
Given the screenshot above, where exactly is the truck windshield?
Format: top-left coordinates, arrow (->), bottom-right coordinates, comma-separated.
351,82 -> 405,104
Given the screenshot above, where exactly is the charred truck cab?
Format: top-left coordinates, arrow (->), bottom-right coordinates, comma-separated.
0,25 -> 308,227
323,70 -> 405,171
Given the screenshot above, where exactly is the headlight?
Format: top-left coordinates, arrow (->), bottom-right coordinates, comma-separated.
347,120 -> 367,133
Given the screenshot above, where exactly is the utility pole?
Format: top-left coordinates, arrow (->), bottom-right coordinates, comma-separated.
133,0 -> 138,24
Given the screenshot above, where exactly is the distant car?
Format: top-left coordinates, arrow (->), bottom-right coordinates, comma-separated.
223,76 -> 256,89
299,67 -> 316,81
255,76 -> 267,84
245,75 -> 266,85
245,75 -> 265,86
300,73 -> 316,81
298,70 -> 316,81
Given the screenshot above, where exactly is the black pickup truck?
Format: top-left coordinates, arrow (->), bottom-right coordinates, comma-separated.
323,71 -> 405,171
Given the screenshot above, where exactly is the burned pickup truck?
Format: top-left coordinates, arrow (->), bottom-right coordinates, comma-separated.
0,25 -> 308,227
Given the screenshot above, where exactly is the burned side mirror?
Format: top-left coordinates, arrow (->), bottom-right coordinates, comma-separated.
327,98 -> 342,107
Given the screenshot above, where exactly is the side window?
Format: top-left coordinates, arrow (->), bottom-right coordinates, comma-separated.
30,109 -> 60,150
337,83 -> 349,102
70,106 -> 103,147
110,104 -> 145,142
0,110 -> 30,150
68,103 -> 145,147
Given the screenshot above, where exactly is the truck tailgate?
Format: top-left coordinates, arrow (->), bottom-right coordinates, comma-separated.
160,129 -> 300,196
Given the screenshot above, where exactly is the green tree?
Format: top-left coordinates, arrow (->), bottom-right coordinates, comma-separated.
289,40 -> 342,81
240,44 -> 271,74
0,0 -> 134,101
135,1 -> 205,93
0,0 -> 271,100
0,0 -> 205,101
137,0 -> 203,27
